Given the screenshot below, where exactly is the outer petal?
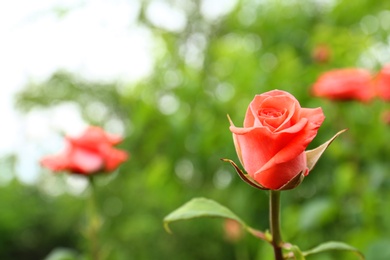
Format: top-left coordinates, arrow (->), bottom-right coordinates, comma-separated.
40,152 -> 70,172
254,152 -> 307,189
229,126 -> 281,177
68,126 -> 123,151
230,118 -> 309,175
99,144 -> 129,172
269,107 -> 325,165
300,107 -> 325,127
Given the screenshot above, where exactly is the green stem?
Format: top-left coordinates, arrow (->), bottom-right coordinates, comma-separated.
269,190 -> 283,260
87,176 -> 101,260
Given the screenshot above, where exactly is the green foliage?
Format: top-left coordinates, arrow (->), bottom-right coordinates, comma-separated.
0,180 -> 83,259
4,0 -> 390,259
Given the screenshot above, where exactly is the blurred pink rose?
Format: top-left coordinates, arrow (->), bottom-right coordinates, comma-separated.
41,126 -> 128,175
375,64 -> 390,101
312,68 -> 374,102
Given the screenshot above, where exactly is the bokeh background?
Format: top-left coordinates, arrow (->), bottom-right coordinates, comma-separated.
2,0 -> 390,259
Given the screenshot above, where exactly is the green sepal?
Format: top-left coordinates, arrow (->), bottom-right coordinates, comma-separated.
284,244 -> 306,260
277,171 -> 305,191
221,158 -> 268,190
305,129 -> 347,171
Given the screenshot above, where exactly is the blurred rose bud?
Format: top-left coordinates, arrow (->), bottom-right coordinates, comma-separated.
312,44 -> 331,63
41,126 -> 129,175
223,219 -> 243,243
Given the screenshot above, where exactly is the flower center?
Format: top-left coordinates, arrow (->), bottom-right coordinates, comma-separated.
258,108 -> 287,131
259,108 -> 283,118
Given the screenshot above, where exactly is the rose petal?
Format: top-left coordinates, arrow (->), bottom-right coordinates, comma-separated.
40,153 -> 70,172
230,126 -> 280,177
98,144 -> 129,172
68,126 -> 123,151
253,152 -> 307,190
68,147 -> 104,174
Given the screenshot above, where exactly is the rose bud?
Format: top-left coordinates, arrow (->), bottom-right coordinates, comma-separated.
226,90 -> 325,190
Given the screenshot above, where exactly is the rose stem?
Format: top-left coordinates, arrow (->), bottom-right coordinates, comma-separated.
269,190 -> 283,260
87,176 -> 101,260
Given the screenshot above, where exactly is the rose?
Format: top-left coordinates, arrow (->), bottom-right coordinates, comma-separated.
375,64 -> 390,101
228,90 -> 325,190
312,68 -> 374,102
41,126 -> 128,175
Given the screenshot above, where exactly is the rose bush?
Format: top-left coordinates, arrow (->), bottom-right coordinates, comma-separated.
229,90 -> 325,190
41,126 -> 128,175
312,68 -> 374,102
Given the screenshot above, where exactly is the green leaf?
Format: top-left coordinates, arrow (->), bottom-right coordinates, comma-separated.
164,197 -> 270,242
163,197 -> 246,233
306,129 -> 347,171
303,241 -> 365,259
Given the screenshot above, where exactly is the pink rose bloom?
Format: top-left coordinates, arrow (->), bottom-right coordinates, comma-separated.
229,90 -> 325,190
312,68 -> 374,102
41,126 -> 128,175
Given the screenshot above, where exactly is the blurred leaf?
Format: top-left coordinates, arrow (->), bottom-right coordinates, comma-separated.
44,248 -> 80,260
365,239 -> 390,260
299,198 -> 335,230
303,241 -> 364,259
